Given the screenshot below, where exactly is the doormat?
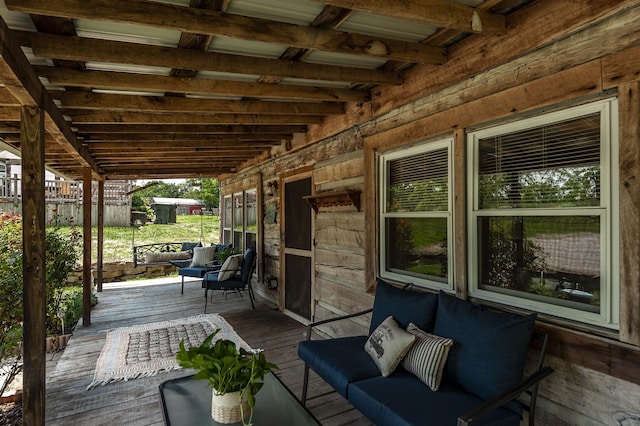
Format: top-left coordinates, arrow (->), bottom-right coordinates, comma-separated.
87,314 -> 253,390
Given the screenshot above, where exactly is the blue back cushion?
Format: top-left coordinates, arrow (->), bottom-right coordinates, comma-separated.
434,291 -> 536,405
369,278 -> 438,335
239,248 -> 256,283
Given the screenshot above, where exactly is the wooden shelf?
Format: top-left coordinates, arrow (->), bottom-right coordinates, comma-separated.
303,190 -> 361,212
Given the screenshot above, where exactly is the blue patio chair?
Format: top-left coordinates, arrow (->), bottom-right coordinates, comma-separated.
202,247 -> 257,313
174,244 -> 230,294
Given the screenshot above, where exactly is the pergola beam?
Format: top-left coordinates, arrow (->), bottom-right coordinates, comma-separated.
17,31 -> 403,86
0,18 -> 100,177
35,67 -> 369,103
7,0 -> 446,65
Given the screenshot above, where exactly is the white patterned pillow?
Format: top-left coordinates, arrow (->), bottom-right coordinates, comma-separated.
190,246 -> 217,267
217,254 -> 244,281
365,316 -> 416,377
402,322 -> 453,391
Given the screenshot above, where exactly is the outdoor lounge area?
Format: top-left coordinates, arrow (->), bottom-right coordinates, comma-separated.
2,1 -> 640,425
44,276 -> 370,426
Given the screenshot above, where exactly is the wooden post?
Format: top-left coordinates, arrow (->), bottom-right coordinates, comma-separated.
21,105 -> 46,426
618,82 -> 640,346
97,179 -> 104,292
82,167 -> 92,325
453,128 -> 467,299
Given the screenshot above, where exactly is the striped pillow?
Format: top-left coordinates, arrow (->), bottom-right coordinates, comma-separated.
402,323 -> 454,391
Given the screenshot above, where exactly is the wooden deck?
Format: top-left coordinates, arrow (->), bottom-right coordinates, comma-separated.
44,277 -> 371,426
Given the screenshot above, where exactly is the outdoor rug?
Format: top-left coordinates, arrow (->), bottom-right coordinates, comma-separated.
87,313 -> 253,390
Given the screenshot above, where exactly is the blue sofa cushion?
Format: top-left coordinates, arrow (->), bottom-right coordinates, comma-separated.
369,278 -> 438,335
178,266 -> 214,278
297,336 -> 380,398
348,370 -> 521,426
433,292 -> 536,408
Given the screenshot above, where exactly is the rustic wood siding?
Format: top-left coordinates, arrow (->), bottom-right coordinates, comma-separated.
220,2 -> 640,423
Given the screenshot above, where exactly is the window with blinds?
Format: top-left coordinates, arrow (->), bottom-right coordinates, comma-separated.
478,112 -> 601,209
468,98 -> 618,329
380,139 -> 453,289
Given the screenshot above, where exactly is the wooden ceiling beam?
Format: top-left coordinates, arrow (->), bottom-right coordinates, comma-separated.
7,0 -> 446,65
35,66 -> 368,102
81,133 -> 289,142
56,92 -> 344,115
0,18 -> 100,177
74,124 -> 307,134
17,31 -> 403,86
311,0 -> 506,35
64,111 -> 325,125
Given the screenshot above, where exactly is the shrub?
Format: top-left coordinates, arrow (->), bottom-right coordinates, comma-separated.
0,210 -> 84,397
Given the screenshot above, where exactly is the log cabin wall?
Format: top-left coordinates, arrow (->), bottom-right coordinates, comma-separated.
220,1 -> 640,423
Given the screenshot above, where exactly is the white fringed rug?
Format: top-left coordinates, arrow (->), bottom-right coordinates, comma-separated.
87,314 -> 253,390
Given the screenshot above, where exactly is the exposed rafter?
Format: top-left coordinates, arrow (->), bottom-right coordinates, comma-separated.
6,0 -> 446,65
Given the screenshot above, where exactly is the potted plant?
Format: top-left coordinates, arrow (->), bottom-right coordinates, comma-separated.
176,329 -> 278,425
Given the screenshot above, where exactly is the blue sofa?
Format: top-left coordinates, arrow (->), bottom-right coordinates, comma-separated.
298,279 -> 553,426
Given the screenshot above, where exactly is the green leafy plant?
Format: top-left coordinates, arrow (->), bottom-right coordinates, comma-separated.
176,329 -> 278,426
216,246 -> 237,266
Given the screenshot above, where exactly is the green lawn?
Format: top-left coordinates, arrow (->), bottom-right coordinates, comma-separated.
59,215 -> 221,263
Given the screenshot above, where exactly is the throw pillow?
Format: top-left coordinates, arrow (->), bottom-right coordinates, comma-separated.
364,316 -> 416,377
217,253 -> 244,281
190,245 -> 217,267
433,291 -> 537,405
401,323 -> 453,391
369,278 -> 439,335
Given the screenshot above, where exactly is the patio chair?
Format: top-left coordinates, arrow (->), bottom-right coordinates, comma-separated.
175,244 -> 232,294
202,247 -> 257,313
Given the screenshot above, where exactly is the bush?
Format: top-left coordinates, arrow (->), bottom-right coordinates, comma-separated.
0,210 -> 84,397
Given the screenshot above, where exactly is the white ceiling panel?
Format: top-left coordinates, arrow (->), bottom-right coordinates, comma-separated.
74,19 -> 181,47
339,11 -> 437,42
226,0 -> 324,25
304,50 -> 387,69
86,62 -> 172,76
208,37 -> 288,59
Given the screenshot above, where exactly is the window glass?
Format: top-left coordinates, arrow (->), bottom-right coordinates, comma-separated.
469,99 -> 618,329
380,139 -> 452,288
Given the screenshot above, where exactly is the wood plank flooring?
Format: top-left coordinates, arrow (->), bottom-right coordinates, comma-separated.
45,277 -> 372,425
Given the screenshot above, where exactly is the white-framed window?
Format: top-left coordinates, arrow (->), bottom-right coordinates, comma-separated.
468,98 -> 619,329
233,191 -> 244,250
222,195 -> 232,245
379,138 -> 454,289
245,189 -> 257,251
222,189 -> 258,253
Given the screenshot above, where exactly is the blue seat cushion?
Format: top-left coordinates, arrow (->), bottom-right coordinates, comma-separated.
369,278 -> 439,335
297,336 -> 380,398
348,370 -> 521,426
433,292 -> 536,411
178,266 -> 213,278
202,272 -> 245,290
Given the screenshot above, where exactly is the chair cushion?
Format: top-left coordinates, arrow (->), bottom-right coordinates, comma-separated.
218,254 -> 244,281
365,316 -> 415,377
179,266 -> 213,278
348,370 -> 521,426
369,278 -> 438,335
401,323 -> 453,391
190,245 -> 217,267
297,336 -> 380,398
433,292 -> 536,408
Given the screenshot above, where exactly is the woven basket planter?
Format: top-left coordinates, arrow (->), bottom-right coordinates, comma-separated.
211,390 -> 250,424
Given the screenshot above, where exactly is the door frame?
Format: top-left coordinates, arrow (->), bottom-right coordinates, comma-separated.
279,168 -> 315,323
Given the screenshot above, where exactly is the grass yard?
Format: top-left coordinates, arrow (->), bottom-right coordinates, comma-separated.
68,215 -> 220,263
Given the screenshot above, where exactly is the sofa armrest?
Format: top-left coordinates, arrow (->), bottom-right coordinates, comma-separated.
457,366 -> 554,426
305,308 -> 373,341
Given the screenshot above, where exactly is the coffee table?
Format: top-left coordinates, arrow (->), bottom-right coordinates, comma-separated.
159,373 -> 320,426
